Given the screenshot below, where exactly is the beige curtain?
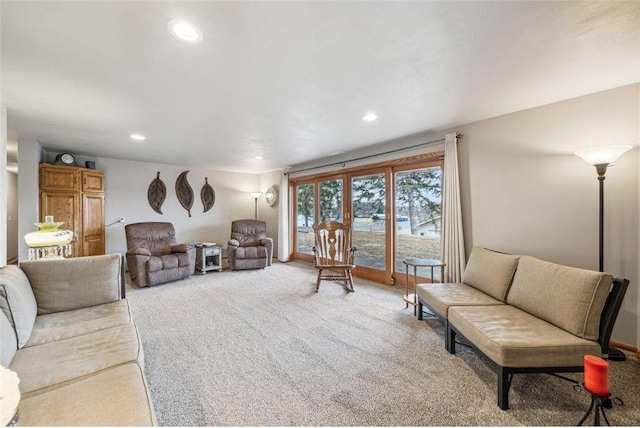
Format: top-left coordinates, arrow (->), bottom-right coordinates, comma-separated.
277,172 -> 290,262
441,132 -> 466,282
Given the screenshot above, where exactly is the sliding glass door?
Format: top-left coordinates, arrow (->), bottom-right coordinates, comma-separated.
290,156 -> 443,285
351,171 -> 389,283
293,176 -> 345,262
394,165 -> 443,282
294,182 -> 315,261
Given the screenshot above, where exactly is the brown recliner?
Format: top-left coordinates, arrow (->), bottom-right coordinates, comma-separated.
125,222 -> 195,287
228,219 -> 273,270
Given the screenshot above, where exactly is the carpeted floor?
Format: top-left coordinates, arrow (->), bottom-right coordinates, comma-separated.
126,261 -> 640,426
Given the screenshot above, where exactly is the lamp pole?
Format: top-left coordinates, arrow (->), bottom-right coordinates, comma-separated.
250,192 -> 262,220
595,164 -> 607,273
575,145 -> 632,363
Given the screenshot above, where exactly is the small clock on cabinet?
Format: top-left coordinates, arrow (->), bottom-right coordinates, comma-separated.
53,153 -> 79,167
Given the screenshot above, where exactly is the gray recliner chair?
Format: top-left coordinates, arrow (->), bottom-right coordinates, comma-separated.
125,222 -> 195,287
228,219 -> 273,270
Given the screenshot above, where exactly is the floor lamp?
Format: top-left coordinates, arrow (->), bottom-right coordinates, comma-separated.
575,145 -> 632,362
250,192 -> 262,220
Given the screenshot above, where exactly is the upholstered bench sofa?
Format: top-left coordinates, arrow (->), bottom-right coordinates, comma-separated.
417,247 -> 628,410
0,254 -> 156,426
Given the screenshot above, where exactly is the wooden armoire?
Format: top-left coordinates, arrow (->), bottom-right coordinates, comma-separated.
39,164 -> 105,257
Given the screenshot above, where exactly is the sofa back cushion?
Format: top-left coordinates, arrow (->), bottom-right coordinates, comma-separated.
507,256 -> 612,340
0,265 -> 37,348
21,254 -> 121,315
231,220 -> 267,247
125,222 -> 178,256
0,311 -> 17,366
462,247 -> 520,301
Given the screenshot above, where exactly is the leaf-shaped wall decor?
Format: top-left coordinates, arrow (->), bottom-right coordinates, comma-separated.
201,177 -> 216,213
147,172 -> 166,214
175,171 -> 194,217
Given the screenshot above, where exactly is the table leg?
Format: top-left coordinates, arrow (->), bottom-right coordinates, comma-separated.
405,264 -> 409,309
413,266 -> 418,316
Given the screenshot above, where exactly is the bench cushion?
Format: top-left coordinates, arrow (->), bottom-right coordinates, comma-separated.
10,323 -> 143,395
449,305 -> 601,367
25,300 -> 132,347
19,362 -> 156,426
417,283 -> 504,319
462,247 -> 520,301
507,256 -> 612,340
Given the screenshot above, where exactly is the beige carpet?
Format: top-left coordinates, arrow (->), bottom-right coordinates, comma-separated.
126,261 -> 640,426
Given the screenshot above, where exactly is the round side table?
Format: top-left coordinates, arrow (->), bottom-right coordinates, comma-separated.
402,257 -> 446,316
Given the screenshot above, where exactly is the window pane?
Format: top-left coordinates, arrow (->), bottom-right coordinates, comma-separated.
319,179 -> 342,223
394,167 -> 442,279
352,173 -> 385,271
296,183 -> 314,255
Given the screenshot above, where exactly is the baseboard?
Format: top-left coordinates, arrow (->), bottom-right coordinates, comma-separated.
610,340 -> 640,359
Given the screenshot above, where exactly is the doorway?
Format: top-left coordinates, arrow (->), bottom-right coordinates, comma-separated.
6,141 -> 19,264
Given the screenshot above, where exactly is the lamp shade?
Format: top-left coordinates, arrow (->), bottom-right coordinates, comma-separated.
574,145 -> 632,165
250,192 -> 262,199
25,222 -> 73,247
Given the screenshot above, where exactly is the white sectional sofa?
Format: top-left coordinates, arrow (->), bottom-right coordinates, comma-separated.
0,254 -> 156,426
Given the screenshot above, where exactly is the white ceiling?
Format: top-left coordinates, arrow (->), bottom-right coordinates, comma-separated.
2,1 -> 639,174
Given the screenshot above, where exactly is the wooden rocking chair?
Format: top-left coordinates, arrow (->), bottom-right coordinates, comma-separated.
312,220 -> 357,292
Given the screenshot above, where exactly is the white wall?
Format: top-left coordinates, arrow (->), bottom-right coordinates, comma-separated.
6,171 -> 18,261
17,140 -> 43,261
637,83 -> 640,349
0,106 -> 6,266
288,130 -> 444,178
258,171 -> 282,257
456,84 -> 639,346
20,147 -> 281,262
40,153 -> 262,259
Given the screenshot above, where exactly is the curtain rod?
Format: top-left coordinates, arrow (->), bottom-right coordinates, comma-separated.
285,134 -> 461,176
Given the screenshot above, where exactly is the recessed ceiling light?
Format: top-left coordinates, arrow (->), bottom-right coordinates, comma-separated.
168,19 -> 203,44
254,155 -> 264,160
130,133 -> 146,141
362,113 -> 378,122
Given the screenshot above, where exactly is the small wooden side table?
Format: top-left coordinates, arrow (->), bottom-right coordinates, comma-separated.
402,257 -> 446,316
